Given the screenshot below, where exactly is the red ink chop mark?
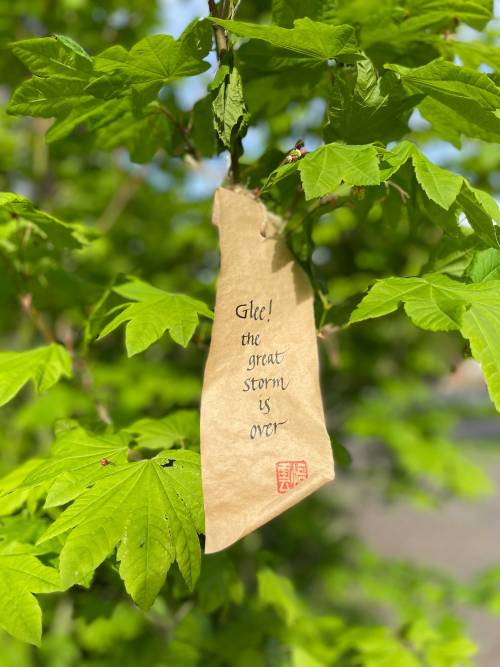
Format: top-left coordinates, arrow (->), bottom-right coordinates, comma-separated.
275,460 -> 308,493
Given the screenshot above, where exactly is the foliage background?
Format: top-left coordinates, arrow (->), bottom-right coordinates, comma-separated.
0,0 -> 500,665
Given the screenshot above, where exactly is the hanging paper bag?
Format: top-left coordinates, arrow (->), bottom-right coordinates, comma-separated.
201,187 -> 334,553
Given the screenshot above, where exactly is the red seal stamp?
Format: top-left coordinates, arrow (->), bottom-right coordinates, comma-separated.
275,460 -> 308,494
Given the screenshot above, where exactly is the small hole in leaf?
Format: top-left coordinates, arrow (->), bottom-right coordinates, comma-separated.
160,459 -> 175,468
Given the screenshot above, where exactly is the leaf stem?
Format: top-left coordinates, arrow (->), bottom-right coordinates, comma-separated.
158,105 -> 200,161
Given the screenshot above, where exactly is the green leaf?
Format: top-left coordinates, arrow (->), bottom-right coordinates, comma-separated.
126,410 -> 199,450
10,34 -> 92,78
97,280 -> 213,355
124,33 -> 210,83
420,94 -> 500,146
211,18 -> 358,65
258,568 -> 303,625
21,422 -> 129,507
468,249 -> 500,282
8,24 -> 211,149
386,59 -> 500,143
0,515 -> 50,547
347,382 -> 492,503
46,98 -> 119,143
0,544 -> 62,645
0,192 -> 90,249
350,274 -> 465,331
92,102 -> 173,163
7,76 -> 93,118
408,0 -> 493,31
238,42 -> 329,81
197,553 -> 244,612
410,153 -> 462,211
8,35 -> 119,143
212,66 -> 249,149
386,58 -> 500,109
178,17 -> 213,71
0,344 -> 72,407
450,39 -> 500,72
427,637 -> 477,663
424,235 -> 479,277
8,35 -> 125,143
292,646 -> 325,667
381,141 -> 463,210
261,161 -> 300,192
349,273 -> 500,410
74,602 -> 144,653
93,45 -> 129,73
381,143 -> 500,248
38,450 -> 203,609
326,57 -> 420,144
461,303 -> 500,413
331,438 -> 352,469
458,183 -> 500,249
0,459 -> 44,516
338,626 -> 422,666
272,0 -> 338,26
89,21 -> 212,100
357,10 -> 443,56
298,143 -> 380,200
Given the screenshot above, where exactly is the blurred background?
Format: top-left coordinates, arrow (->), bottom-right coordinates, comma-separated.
1,0 -> 500,665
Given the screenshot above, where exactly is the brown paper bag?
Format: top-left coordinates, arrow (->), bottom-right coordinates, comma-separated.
200,187 -> 334,554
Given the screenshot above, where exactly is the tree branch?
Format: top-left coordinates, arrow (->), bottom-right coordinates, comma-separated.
208,0 -> 228,58
19,293 -> 55,343
208,0 -> 242,183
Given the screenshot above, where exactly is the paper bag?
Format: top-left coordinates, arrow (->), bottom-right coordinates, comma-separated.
201,187 -> 334,554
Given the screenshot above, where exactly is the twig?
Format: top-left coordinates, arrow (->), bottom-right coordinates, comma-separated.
208,1 -> 240,182
16,220 -> 56,343
230,0 -> 242,18
74,354 -> 113,425
97,169 -> 145,233
385,180 -> 410,203
229,146 -> 241,183
158,105 -> 200,161
56,318 -> 112,425
19,293 -> 55,343
208,0 -> 241,183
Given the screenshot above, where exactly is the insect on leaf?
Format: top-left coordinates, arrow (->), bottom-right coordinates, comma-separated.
21,422 -> 130,507
37,450 -> 204,610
